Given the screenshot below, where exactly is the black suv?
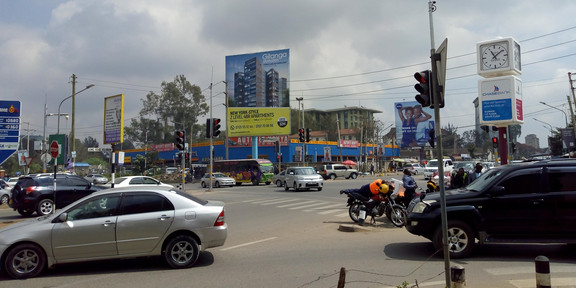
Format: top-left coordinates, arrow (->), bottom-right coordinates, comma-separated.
9,174 -> 106,216
405,159 -> 576,258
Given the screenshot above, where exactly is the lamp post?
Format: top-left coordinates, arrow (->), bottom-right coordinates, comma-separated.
296,97 -> 304,163
539,101 -> 568,127
58,84 -> 94,134
533,118 -> 554,135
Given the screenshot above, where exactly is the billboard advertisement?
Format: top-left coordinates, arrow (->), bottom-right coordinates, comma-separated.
478,75 -> 523,126
104,94 -> 124,144
225,49 -> 290,137
394,101 -> 435,148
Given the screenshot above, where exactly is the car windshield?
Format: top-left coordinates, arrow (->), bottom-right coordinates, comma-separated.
466,168 -> 504,192
427,160 -> 437,167
260,165 -> 273,173
295,168 -> 316,175
114,177 -> 127,184
213,173 -> 225,178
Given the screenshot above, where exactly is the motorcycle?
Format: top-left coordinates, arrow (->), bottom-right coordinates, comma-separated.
341,190 -> 406,227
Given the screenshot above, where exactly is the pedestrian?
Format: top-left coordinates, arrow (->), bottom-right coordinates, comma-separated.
370,163 -> 375,175
450,167 -> 468,189
467,163 -> 483,183
402,168 -> 417,207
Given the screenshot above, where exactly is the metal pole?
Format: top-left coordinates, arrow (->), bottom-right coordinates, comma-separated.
539,101 -> 568,127
567,95 -> 576,149
209,80 -> 214,191
42,103 -> 47,173
428,1 -> 451,286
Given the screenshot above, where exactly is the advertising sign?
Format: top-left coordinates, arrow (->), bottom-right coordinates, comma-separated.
229,135 -> 289,147
479,76 -> 523,126
225,49 -> 290,138
104,94 -> 124,144
394,101 -> 435,148
0,100 -> 21,165
227,107 -> 291,137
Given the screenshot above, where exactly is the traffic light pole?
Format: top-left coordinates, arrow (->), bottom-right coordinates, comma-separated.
428,1 -> 451,286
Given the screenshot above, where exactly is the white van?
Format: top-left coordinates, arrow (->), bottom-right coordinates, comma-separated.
423,159 -> 454,179
166,167 -> 179,174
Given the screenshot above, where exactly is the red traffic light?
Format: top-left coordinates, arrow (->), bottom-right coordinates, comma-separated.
175,131 -> 185,138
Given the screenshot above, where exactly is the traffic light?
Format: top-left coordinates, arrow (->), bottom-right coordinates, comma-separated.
428,129 -> 435,148
492,137 -> 499,149
205,118 -> 211,138
305,128 -> 311,142
175,130 -> 185,151
274,141 -> 280,153
176,152 -> 182,162
414,70 -> 432,107
298,128 -> 305,142
481,125 -> 489,133
212,118 -> 221,137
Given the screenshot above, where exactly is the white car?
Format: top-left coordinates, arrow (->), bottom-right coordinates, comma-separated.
84,174 -> 108,184
0,188 -> 9,205
283,167 -> 324,191
110,176 -> 174,188
273,170 -> 286,187
200,173 -> 236,188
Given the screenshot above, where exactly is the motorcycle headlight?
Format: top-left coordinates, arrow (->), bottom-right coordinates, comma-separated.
411,200 -> 436,213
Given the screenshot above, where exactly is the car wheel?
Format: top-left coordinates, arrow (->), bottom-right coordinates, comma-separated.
214,181 -> 220,188
3,243 -> 46,279
317,187 -> 323,191
201,181 -> 207,188
350,173 -> 358,179
433,220 -> 475,259
0,194 -> 8,205
17,208 -> 34,217
284,181 -> 290,191
330,174 -> 337,180
252,178 -> 259,186
164,235 -> 199,269
36,199 -> 54,216
275,180 -> 282,187
293,182 -> 299,192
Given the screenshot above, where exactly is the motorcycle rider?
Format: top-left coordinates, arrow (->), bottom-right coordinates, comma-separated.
340,179 -> 393,225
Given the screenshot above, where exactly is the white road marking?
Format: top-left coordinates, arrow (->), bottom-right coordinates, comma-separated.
220,237 -> 278,251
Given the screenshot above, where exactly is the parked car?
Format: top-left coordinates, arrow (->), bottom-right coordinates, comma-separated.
452,161 -> 475,176
84,174 -> 108,184
0,188 -> 9,205
283,166 -> 324,191
273,170 -> 286,187
9,174 -> 106,216
6,177 -> 19,186
406,158 -> 576,258
200,173 -> 236,188
403,163 -> 424,175
319,164 -> 358,180
0,186 -> 227,279
481,161 -> 496,172
109,176 -> 174,188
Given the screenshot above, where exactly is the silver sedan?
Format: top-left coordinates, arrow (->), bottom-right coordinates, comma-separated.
200,173 -> 236,188
0,186 -> 227,279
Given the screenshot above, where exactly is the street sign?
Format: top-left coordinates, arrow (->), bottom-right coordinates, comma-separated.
50,141 -> 59,158
0,100 -> 21,165
41,153 -> 52,163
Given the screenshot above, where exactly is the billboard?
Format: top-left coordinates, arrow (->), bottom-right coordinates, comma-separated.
0,100 -> 21,165
394,101 -> 435,148
104,94 -> 124,144
226,49 -> 290,137
479,75 -> 523,126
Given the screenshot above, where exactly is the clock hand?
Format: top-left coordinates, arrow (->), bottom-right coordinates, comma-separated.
492,50 -> 504,59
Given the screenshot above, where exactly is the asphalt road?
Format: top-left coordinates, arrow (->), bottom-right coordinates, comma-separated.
1,173 -> 576,287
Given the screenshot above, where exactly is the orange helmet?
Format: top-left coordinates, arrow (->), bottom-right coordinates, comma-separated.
369,179 -> 383,194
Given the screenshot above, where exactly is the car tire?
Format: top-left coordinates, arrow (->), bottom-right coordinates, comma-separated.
275,180 -> 282,187
317,187 -> 323,191
350,173 -> 358,179
164,235 -> 200,269
252,178 -> 259,186
329,174 -> 337,180
17,208 -> 34,217
0,194 -> 8,205
214,181 -> 220,188
201,182 -> 207,188
3,243 -> 46,279
433,220 -> 475,259
293,182 -> 299,192
284,181 -> 290,191
36,199 -> 54,216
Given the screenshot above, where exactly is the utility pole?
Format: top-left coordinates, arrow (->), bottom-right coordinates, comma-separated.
70,74 -> 76,168
336,114 -> 343,162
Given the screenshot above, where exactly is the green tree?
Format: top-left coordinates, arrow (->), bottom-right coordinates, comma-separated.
125,75 -> 209,147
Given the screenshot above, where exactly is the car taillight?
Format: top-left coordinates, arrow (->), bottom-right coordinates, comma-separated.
214,210 -> 225,226
25,186 -> 38,195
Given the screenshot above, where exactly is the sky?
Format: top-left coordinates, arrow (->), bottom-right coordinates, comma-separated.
2,0 -> 575,150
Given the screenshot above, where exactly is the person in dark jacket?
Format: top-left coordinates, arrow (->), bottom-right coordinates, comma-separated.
450,167 -> 468,189
402,169 -> 417,207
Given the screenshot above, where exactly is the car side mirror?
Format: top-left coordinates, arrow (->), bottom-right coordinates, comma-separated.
488,185 -> 505,197
58,213 -> 68,222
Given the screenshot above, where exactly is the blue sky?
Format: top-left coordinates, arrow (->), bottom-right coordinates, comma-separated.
1,0 -> 575,150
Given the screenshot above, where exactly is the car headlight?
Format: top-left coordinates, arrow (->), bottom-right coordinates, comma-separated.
411,200 -> 436,213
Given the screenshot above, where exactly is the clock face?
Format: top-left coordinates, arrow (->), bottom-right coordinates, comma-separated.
481,42 -> 509,70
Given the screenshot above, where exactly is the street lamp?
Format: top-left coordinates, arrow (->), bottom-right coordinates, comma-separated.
533,118 -> 553,135
539,101 -> 568,127
60,84 -> 94,135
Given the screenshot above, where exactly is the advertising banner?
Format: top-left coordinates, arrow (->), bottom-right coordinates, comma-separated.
0,100 -> 21,165
225,49 -> 290,138
394,101 -> 435,148
229,135 -> 289,147
478,76 -> 523,126
104,94 -> 124,144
